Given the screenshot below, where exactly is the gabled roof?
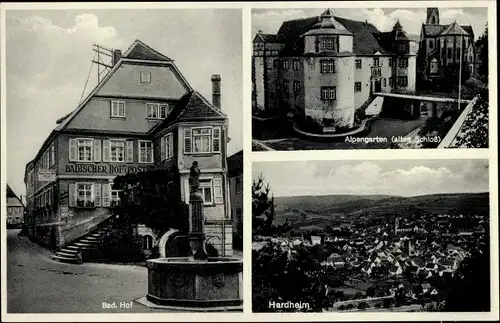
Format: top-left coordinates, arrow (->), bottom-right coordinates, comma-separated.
6,185 -> 24,206
439,21 -> 469,36
422,23 -> 473,37
123,39 -> 173,61
253,33 -> 286,43
150,91 -> 226,135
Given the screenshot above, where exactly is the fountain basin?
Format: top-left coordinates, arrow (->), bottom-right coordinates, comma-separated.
146,257 -> 243,309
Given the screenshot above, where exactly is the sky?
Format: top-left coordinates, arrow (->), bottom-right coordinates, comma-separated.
252,7 -> 488,40
253,159 -> 489,197
5,9 -> 242,197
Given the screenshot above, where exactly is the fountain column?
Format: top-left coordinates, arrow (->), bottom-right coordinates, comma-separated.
188,161 -> 208,261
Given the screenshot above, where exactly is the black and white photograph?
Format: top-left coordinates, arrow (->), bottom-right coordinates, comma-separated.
4,8 -> 243,313
252,159 -> 491,312
251,7 -> 489,151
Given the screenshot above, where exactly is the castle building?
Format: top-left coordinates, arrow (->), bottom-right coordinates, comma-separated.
24,40 -> 233,257
418,8 -> 475,78
252,9 -> 418,132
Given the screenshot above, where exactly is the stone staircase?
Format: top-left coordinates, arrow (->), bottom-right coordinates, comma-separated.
49,231 -> 102,264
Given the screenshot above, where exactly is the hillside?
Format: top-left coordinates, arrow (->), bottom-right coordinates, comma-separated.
273,192 -> 489,229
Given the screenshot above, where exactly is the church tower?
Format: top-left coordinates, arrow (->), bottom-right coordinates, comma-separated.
426,8 -> 440,25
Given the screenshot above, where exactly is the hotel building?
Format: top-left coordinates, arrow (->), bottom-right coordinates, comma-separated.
24,40 -> 233,258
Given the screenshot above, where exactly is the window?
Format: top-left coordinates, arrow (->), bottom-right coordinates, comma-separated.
430,58 -> 439,74
235,177 -> 242,194
383,78 -> 387,87
320,37 -> 334,51
355,59 -> 362,69
283,60 -> 289,70
389,77 -> 393,87
354,82 -> 362,93
273,59 -> 278,68
283,80 -> 289,95
161,133 -> 174,160
138,141 -> 153,163
110,187 -> 121,207
77,183 -> 93,207
196,177 -> 223,205
183,126 -> 221,154
110,140 -> 125,162
293,81 -> 300,93
447,48 -> 452,59
398,57 -> 408,68
140,71 -> 151,83
373,57 -> 380,67
146,103 -> 170,119
320,60 -> 335,73
292,60 -> 300,70
50,144 -> 55,167
429,40 -> 434,49
456,48 -> 461,59
111,101 -> 125,118
388,58 -> 393,67
200,179 -> 213,205
77,139 -> 93,162
143,235 -> 153,250
398,76 -> 408,87
321,87 -> 336,100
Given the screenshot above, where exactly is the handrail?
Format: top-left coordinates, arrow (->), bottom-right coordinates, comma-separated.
438,95 -> 479,148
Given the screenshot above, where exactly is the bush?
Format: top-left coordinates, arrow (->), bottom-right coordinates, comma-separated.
358,302 -> 369,310
98,224 -> 145,263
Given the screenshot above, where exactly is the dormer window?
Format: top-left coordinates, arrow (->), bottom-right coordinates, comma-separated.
146,103 -> 171,119
140,71 -> 151,83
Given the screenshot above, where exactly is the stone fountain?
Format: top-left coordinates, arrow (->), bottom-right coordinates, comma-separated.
137,162 -> 243,311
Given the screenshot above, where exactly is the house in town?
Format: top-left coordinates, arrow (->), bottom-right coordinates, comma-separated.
252,9 -> 417,133
227,150 -> 243,248
6,185 -> 25,228
418,8 -> 476,78
24,40 -> 233,260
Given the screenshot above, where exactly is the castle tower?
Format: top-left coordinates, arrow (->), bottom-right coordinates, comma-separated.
426,8 -> 440,25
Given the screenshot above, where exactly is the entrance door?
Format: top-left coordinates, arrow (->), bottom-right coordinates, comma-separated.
374,80 -> 382,92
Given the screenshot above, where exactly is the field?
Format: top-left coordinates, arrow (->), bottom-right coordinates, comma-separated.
274,192 -> 489,230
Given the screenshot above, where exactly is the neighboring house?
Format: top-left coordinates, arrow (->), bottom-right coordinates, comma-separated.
252,8 -> 417,132
418,7 -> 475,79
24,40 -> 233,256
311,235 -> 321,245
6,185 -> 24,228
227,150 -> 243,249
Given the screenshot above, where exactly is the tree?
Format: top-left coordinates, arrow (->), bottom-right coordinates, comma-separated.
252,175 -> 290,237
444,240 -> 490,311
112,168 -> 188,236
476,24 -> 488,81
252,241 -> 332,312
357,302 -> 369,310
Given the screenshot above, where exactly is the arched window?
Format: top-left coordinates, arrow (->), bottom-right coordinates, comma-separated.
430,58 -> 439,74
143,235 -> 153,250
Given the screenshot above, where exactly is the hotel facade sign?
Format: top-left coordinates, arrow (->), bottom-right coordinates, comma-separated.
64,164 -> 153,175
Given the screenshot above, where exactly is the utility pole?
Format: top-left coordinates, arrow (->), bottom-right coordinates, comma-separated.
92,44 -> 113,83
458,33 -> 463,109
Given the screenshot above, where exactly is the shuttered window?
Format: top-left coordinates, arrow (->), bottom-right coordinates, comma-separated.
69,138 -> 93,162
183,126 -> 222,154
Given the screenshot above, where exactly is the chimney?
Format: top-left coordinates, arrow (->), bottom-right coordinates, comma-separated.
113,49 -> 122,65
258,29 -> 263,34
211,74 -> 221,110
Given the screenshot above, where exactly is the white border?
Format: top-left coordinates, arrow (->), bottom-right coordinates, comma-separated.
1,1 -> 498,322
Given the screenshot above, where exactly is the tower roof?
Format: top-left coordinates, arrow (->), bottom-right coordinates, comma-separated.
302,9 -> 352,36
390,20 -> 410,41
439,21 -> 469,36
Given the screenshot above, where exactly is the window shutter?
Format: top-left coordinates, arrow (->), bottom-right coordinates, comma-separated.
183,179 -> 190,204
102,184 -> 111,207
126,141 -> 134,162
184,128 -> 192,153
69,184 -> 76,207
69,139 -> 77,161
94,184 -> 102,207
94,139 -> 102,162
212,126 -> 221,153
160,136 -> 165,161
103,140 -> 111,162
167,134 -> 174,159
214,178 -> 223,204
